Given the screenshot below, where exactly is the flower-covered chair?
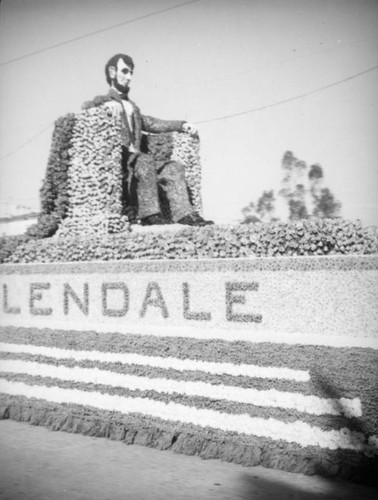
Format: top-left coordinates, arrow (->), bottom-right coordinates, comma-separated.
39,106 -> 203,237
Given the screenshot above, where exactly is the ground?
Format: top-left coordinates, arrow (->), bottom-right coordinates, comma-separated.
0,420 -> 377,500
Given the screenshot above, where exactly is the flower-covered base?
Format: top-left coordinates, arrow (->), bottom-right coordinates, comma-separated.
0,325 -> 377,485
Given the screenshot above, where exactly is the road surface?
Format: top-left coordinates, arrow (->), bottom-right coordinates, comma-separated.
0,420 -> 376,499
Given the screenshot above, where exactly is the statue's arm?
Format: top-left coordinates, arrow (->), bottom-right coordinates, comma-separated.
141,114 -> 185,134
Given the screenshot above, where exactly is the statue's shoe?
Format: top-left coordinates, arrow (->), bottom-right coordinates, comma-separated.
140,213 -> 170,226
177,213 -> 214,226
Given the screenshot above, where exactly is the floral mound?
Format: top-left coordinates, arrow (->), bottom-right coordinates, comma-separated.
2,218 -> 377,264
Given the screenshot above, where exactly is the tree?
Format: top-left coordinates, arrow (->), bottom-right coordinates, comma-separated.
279,152 -> 309,220
241,151 -> 342,223
241,201 -> 260,224
256,190 -> 276,222
308,163 -> 341,218
242,190 -> 277,223
288,184 -> 308,220
313,187 -> 341,218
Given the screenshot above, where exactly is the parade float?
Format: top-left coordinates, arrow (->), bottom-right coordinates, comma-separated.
1,106 -> 377,484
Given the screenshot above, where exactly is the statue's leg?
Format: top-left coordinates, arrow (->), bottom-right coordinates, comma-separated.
133,153 -> 161,220
158,161 -> 194,222
121,148 -> 137,222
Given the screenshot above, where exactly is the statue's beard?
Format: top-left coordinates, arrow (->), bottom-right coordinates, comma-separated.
113,79 -> 129,95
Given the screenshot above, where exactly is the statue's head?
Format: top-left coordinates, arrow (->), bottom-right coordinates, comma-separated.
105,54 -> 134,93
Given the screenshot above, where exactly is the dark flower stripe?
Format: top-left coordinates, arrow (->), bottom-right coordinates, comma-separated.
0,325 -> 375,372
0,351 -> 312,394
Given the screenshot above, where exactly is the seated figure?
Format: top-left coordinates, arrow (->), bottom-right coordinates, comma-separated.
82,53 -> 213,227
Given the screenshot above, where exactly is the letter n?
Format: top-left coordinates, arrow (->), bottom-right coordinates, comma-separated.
64,283 -> 89,315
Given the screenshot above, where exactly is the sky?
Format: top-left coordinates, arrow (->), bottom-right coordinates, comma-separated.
0,0 -> 377,225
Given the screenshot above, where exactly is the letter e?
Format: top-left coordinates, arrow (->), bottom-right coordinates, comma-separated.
225,282 -> 262,323
30,283 -> 53,316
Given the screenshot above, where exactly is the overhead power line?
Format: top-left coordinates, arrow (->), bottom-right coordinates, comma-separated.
1,64 -> 376,162
0,0 -> 200,67
186,34 -> 378,90
195,64 -> 378,124
0,123 -> 53,162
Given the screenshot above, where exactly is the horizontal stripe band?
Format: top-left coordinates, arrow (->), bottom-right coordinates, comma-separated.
0,379 -> 374,452
0,359 -> 361,417
0,342 -> 309,381
1,320 -> 376,349
1,255 -> 377,274
0,372 -> 347,427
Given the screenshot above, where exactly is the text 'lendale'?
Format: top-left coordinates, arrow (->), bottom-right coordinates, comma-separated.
1,281 -> 262,323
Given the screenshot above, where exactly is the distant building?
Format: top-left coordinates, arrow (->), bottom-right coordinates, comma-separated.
0,212 -> 40,236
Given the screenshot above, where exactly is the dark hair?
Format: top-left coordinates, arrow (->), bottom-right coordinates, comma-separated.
105,54 -> 134,84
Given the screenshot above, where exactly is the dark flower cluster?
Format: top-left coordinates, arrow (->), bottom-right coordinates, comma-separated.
31,114 -> 77,238
0,234 -> 31,264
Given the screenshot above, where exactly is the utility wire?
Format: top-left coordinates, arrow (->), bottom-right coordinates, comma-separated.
1,64 -> 377,162
195,64 -> 378,124
186,34 -> 378,90
0,0 -> 200,67
0,123 -> 53,162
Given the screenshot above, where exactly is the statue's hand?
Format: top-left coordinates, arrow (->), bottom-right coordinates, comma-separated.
182,122 -> 198,136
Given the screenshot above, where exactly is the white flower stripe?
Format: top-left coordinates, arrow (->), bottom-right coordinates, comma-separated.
0,342 -> 309,381
0,359 -> 361,417
0,379 -> 375,453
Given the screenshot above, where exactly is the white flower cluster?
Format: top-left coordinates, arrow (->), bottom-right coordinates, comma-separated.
0,358 -> 360,418
56,106 -> 129,237
1,376 -> 376,454
170,132 -> 203,214
363,435 -> 378,457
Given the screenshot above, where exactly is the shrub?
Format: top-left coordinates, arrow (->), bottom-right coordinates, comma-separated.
2,218 -> 377,264
0,234 -> 32,263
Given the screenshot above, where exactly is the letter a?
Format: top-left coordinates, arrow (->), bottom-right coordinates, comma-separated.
140,282 -> 169,318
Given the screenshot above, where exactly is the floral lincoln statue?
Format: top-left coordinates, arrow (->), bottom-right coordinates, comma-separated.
82,53 -> 213,227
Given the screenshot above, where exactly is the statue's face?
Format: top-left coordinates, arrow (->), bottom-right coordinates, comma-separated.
109,58 -> 133,92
